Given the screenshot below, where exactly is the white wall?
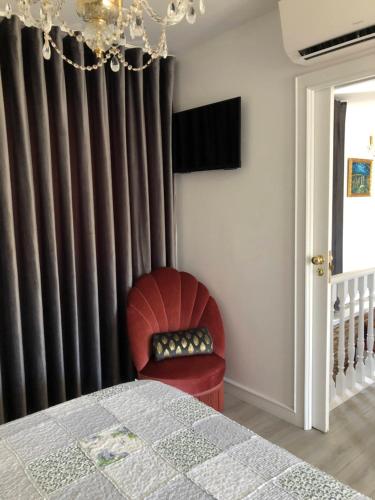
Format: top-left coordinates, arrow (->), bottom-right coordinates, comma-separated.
174,9 -> 305,415
342,94 -> 375,272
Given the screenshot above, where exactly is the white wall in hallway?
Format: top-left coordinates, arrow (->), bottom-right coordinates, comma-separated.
342,93 -> 375,273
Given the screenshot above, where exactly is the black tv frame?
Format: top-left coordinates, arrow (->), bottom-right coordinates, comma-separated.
172,97 -> 241,174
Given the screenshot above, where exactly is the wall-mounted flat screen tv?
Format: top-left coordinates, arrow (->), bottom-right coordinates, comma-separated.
172,97 -> 241,173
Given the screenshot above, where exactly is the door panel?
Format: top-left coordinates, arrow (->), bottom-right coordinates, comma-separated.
310,88 -> 334,432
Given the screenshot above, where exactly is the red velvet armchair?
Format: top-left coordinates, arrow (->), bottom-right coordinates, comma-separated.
127,268 -> 226,411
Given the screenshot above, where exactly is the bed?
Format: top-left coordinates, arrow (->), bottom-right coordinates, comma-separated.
0,380 -> 368,499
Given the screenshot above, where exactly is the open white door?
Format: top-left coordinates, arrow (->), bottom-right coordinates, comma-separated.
296,53 -> 375,434
308,87 -> 334,433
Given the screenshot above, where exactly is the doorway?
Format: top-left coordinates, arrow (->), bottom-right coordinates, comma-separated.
330,81 -> 375,411
295,52 -> 375,433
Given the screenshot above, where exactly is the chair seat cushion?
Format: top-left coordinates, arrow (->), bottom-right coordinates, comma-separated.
139,353 -> 225,395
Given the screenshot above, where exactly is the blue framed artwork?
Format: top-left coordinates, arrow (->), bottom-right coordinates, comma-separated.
347,158 -> 373,197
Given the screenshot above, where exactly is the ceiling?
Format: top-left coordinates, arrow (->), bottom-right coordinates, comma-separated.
335,79 -> 375,96
158,0 -> 279,54
55,0 -> 279,54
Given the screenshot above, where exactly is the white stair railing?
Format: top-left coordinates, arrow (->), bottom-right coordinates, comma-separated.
367,274 -> 375,378
330,268 -> 375,410
330,284 -> 337,401
336,281 -> 346,396
347,279 -> 356,390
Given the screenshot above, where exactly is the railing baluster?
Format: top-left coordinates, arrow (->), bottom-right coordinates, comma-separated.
367,274 -> 375,379
330,283 -> 337,403
330,268 -> 375,410
357,276 -> 366,384
347,279 -> 356,390
336,282 -> 347,395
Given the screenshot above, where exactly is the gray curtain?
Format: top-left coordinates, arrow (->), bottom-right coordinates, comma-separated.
332,100 -> 347,276
0,17 -> 176,423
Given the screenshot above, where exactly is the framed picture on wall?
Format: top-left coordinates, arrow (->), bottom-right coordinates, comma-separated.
347,158 -> 373,197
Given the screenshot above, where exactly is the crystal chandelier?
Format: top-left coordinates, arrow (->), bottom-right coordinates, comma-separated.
0,0 -> 205,72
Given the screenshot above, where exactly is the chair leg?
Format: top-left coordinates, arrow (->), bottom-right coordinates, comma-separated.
196,382 -> 224,412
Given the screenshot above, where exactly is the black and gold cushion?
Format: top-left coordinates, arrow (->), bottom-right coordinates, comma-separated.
152,328 -> 213,361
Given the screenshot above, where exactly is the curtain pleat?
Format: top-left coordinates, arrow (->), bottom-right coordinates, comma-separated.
126,49 -> 151,278
0,70 -> 27,420
22,27 -> 66,406
160,58 -> 176,265
64,37 -> 103,395
0,17 -> 176,423
106,54 -> 135,382
85,47 -> 120,388
332,100 -> 347,276
0,18 -> 48,416
144,58 -> 166,269
45,28 -> 81,400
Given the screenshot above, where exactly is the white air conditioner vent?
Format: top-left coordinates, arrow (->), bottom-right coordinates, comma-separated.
279,0 -> 375,65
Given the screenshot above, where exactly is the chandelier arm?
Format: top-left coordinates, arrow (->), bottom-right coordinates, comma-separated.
141,0 -> 187,25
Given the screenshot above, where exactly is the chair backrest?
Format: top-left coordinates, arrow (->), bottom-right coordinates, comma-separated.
127,268 -> 225,372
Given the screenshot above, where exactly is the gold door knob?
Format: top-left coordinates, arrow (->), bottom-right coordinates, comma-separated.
312,255 -> 325,266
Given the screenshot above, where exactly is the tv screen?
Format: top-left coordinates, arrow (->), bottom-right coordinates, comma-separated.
172,97 -> 241,173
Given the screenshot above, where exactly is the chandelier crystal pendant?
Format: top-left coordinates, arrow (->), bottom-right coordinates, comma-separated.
0,0 -> 205,72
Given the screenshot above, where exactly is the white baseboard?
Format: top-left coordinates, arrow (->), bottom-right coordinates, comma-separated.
224,377 -> 303,427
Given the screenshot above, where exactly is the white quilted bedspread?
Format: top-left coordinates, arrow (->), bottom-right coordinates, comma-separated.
0,380 -> 369,499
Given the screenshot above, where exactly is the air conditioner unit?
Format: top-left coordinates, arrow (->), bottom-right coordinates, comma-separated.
279,0 -> 375,65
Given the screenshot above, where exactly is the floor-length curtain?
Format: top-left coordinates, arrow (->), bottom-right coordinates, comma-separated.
332,100 -> 347,276
0,17 -> 176,424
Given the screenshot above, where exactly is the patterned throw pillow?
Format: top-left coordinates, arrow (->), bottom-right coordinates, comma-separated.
152,328 -> 213,361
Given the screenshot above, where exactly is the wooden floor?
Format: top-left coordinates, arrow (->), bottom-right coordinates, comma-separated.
224,385 -> 375,498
